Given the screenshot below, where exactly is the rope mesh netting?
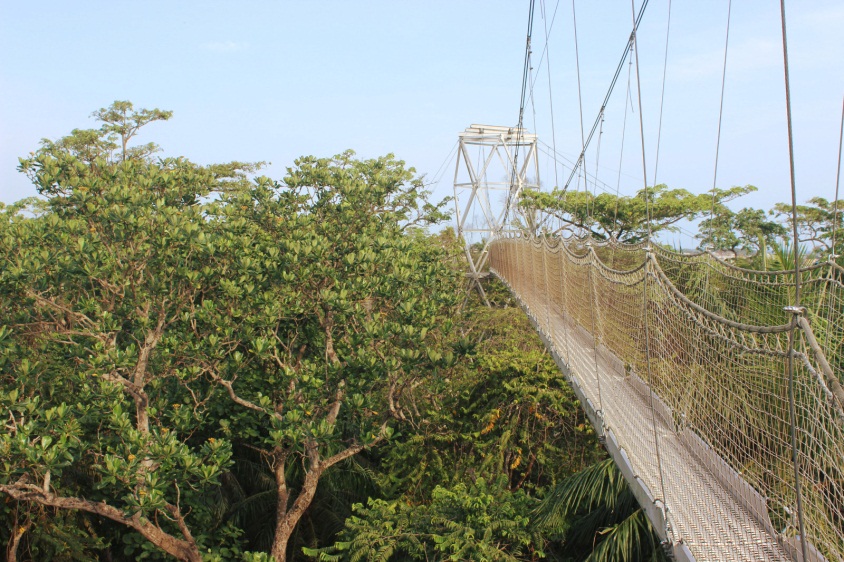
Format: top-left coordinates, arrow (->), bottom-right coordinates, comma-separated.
490,235 -> 844,562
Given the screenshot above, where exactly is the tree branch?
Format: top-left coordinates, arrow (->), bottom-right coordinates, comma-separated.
208,371 -> 282,421
322,422 -> 389,470
134,311 -> 167,388
5,513 -> 30,562
25,291 -> 98,332
98,371 -> 145,401
166,484 -> 200,555
326,380 -> 345,426
0,483 -> 201,562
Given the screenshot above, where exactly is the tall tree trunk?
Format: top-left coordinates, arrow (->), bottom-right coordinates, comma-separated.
270,447 -> 323,562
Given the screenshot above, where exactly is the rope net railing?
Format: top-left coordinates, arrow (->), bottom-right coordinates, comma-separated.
490,235 -> 844,562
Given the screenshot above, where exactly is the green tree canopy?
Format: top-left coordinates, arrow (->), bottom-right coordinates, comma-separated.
91,100 -> 173,161
18,101 -> 263,201
520,185 -> 757,242
697,206 -> 786,253
773,197 -> 843,259
1,105 -> 459,561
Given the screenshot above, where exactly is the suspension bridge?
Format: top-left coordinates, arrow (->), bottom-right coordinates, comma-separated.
448,1 -> 844,559
488,234 -> 843,561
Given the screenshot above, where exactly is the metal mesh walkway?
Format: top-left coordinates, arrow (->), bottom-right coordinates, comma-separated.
490,236 -> 844,562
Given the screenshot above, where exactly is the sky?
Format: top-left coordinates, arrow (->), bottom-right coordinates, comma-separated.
1,1 -> 842,247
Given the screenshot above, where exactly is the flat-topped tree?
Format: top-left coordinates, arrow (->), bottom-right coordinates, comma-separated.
19,101 -> 261,200
521,184 -> 757,243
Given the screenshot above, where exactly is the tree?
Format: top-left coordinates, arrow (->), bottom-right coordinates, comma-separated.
0,157 -> 237,561
306,296 -> 604,561
697,206 -> 786,255
696,205 -> 740,252
18,101 -> 262,201
773,197 -> 843,258
1,105 -> 459,561
91,100 -> 173,161
521,185 -> 757,242
374,305 -> 601,500
210,152 -> 459,561
307,479 -> 544,561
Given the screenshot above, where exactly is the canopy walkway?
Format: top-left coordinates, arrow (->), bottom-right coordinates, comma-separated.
489,235 -> 844,562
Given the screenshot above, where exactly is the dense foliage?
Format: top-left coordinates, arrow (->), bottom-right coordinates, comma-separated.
304,301 -> 604,561
7,101 -> 761,561
0,103 -> 468,561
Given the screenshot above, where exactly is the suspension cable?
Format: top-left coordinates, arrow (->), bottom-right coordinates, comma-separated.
831,96 -> 843,261
614,58 -> 634,235
651,0 -> 672,188
516,0 -> 537,140
507,0 -> 537,231
778,0 -> 809,559
530,0 -> 562,94
562,0 -> 650,192
571,0 -> 590,227
572,0 -> 587,167
428,141 -> 458,190
708,0 -> 733,249
629,0 -> 671,542
779,1 -> 801,306
824,95 -> 843,367
594,111 -> 605,223
630,4 -> 651,239
542,0 -> 561,189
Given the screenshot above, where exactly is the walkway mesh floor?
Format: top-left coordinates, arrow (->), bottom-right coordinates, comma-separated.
502,273 -> 799,562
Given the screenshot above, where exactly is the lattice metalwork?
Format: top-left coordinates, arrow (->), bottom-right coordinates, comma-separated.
452,125 -> 539,303
490,235 -> 844,562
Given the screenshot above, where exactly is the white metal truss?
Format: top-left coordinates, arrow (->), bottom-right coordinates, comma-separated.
452,124 -> 539,304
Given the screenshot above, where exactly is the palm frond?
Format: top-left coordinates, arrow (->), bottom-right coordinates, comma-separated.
533,458 -> 629,531
585,509 -> 665,562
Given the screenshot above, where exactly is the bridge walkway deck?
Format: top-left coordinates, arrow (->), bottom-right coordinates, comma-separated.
498,270 -> 797,562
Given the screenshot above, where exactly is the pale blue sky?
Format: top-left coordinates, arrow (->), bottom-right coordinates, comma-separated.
1,1 -> 842,245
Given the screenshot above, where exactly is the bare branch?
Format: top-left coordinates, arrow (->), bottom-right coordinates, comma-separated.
166,483 -> 200,554
133,312 -> 167,388
208,371 -> 282,421
322,422 -> 390,470
326,380 -> 345,426
98,371 -> 145,401
25,291 -> 98,331
388,381 -> 407,421
322,312 -> 341,366
0,483 -> 201,562
5,518 -> 30,562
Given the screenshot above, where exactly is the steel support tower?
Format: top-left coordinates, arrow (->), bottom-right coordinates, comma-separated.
452,124 -> 539,304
